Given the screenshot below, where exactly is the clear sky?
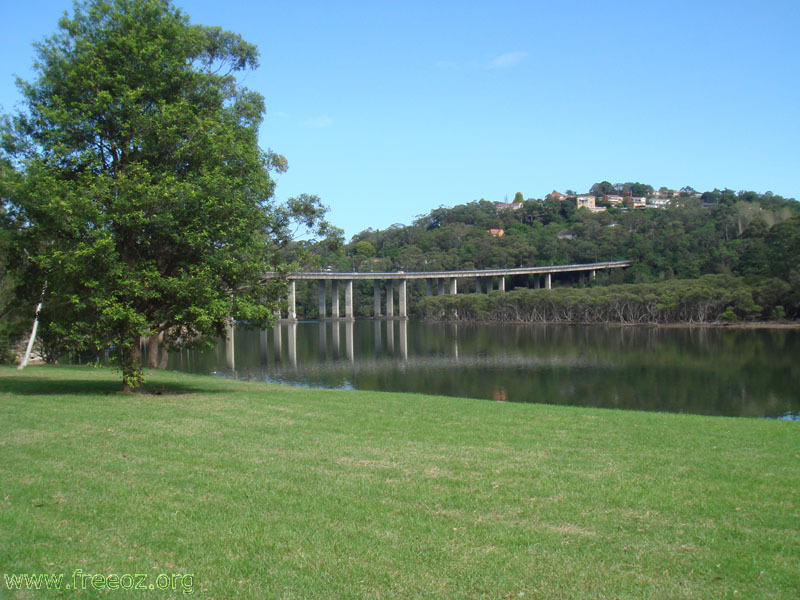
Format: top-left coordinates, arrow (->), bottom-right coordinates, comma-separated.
2,0 -> 798,240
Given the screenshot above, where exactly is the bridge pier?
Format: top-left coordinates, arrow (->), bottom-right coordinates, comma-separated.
318,281 -> 326,319
438,278 -> 445,295
386,280 -> 394,317
345,280 -> 354,319
450,278 -> 457,294
225,318 -> 235,373
288,280 -> 297,320
332,280 -> 340,318
398,279 -> 408,319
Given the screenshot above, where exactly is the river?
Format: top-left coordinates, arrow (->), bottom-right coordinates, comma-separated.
165,320 -> 800,419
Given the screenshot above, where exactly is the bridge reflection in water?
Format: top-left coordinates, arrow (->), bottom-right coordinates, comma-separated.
229,320 -> 414,373
169,321 -> 800,418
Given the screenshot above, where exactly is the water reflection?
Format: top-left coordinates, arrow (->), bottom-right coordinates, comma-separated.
166,321 -> 800,419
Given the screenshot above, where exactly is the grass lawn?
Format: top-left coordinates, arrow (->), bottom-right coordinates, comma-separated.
1,365 -> 798,599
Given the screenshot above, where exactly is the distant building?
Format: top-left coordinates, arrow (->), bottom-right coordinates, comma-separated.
548,191 -> 567,201
604,195 -> 624,204
494,202 -> 523,211
630,196 -> 647,208
488,229 -> 505,237
576,195 -> 596,210
648,198 -> 671,208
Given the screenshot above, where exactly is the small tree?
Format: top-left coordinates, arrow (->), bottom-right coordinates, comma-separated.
2,0 -> 302,390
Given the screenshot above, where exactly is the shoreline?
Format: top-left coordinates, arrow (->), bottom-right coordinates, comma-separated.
419,318 -> 800,329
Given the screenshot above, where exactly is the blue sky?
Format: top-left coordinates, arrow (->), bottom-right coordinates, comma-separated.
2,1 -> 798,240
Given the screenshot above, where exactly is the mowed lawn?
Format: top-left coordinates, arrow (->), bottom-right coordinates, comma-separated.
0,366 -> 797,599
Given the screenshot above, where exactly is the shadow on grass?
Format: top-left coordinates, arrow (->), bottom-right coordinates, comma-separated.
0,373 -> 222,397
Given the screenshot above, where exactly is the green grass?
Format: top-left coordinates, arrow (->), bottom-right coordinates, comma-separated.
1,366 -> 798,599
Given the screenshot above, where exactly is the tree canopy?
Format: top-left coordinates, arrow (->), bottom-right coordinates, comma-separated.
1,0 -> 299,390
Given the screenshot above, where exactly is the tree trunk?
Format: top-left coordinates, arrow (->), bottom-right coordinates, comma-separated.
147,334 -> 160,369
18,284 -> 46,370
158,331 -> 169,370
121,337 -> 144,393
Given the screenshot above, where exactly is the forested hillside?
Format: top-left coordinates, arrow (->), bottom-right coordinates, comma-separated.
290,187 -> 800,319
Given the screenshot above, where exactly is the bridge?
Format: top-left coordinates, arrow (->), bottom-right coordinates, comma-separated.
266,260 -> 631,320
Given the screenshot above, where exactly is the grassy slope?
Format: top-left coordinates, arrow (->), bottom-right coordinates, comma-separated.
0,366 -> 797,599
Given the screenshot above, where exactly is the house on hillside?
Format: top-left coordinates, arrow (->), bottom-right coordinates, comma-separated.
548,191 -> 567,201
648,197 -> 671,208
488,229 -> 505,237
494,202 -> 523,211
630,196 -> 647,208
577,195 -> 607,213
604,195 -> 624,205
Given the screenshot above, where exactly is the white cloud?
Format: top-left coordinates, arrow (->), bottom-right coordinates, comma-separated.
488,51 -> 528,69
302,116 -> 333,128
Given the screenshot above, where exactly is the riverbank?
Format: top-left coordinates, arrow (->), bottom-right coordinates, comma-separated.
1,365 -> 798,598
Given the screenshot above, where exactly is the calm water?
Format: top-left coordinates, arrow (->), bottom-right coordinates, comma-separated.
166,321 -> 800,418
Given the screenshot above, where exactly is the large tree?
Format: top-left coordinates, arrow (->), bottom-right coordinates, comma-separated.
2,0 -> 295,390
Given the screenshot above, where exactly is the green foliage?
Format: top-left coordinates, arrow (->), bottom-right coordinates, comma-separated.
419,275 -> 798,324
291,184 -> 798,319
1,0 -> 299,388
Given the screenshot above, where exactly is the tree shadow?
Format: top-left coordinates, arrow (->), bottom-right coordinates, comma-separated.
0,372 -> 222,397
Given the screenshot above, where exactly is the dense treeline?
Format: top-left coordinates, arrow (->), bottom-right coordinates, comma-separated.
419,275 -> 797,324
291,187 -> 799,319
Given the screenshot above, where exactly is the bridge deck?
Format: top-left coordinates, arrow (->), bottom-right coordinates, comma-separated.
267,260 -> 631,281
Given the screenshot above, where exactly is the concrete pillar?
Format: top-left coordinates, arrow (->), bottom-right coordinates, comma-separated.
426,279 -> 433,296
386,280 -> 394,317
346,320 -> 354,363
273,321 -> 282,361
345,280 -> 354,319
318,321 -> 327,358
332,280 -> 340,319
399,319 -> 408,361
386,319 -> 394,352
438,278 -> 445,295
476,277 -> 482,293
374,319 -> 382,352
259,329 -> 268,366
287,322 -> 297,368
591,269 -> 596,279
288,280 -> 297,320
533,275 -> 540,289
331,320 -> 340,357
499,276 -> 506,292
450,278 -> 457,294
486,278 -> 493,293
545,273 -> 552,289
398,279 -> 407,319
225,318 -> 235,372
374,280 -> 381,318
318,280 -> 326,319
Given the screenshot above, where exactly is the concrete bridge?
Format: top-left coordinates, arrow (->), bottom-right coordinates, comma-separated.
266,260 -> 631,320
